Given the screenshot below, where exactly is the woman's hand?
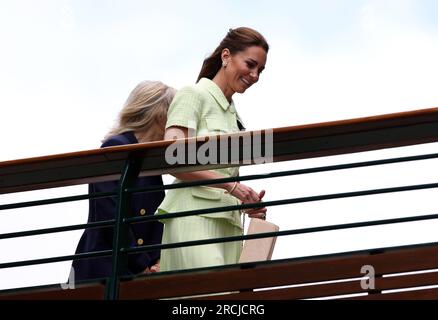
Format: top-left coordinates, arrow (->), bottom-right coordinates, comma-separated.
244,190 -> 267,219
149,260 -> 160,273
228,184 -> 267,219
142,260 -> 160,274
227,182 -> 260,203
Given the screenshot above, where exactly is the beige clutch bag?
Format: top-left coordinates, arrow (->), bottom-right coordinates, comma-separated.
239,218 -> 280,263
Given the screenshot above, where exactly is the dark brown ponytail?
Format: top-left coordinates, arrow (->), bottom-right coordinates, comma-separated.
196,27 -> 269,82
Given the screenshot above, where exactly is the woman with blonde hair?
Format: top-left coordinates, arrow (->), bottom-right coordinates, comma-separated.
72,80 -> 176,281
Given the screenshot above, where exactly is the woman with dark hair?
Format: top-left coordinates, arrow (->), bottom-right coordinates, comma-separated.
157,27 -> 269,272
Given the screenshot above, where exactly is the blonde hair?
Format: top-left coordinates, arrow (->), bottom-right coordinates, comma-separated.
105,80 -> 176,141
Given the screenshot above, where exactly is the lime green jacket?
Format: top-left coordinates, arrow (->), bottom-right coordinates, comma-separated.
157,78 -> 243,228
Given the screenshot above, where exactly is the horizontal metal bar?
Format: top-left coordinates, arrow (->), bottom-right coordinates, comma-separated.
0,219 -> 115,240
126,181 -> 438,224
0,190 -> 116,211
124,211 -> 438,254
2,151 -> 437,213
0,250 -> 113,270
3,211 -> 438,271
126,152 -> 438,195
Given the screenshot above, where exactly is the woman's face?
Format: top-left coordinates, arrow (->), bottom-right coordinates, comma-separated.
224,45 -> 267,95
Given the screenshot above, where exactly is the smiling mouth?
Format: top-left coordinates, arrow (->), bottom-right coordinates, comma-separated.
241,78 -> 251,86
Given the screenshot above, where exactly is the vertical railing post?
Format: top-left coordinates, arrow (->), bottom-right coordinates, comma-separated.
106,153 -> 143,300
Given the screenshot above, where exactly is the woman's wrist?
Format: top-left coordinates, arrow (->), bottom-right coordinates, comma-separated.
225,181 -> 238,194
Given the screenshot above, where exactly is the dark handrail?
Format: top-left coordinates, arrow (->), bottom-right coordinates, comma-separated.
2,107 -> 438,194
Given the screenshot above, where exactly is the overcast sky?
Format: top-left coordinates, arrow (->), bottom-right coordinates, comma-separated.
1,0 -> 438,290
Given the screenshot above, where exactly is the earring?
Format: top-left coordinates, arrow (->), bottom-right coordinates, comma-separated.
222,60 -> 227,67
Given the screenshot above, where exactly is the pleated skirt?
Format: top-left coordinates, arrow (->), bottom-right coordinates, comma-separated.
160,215 -> 243,272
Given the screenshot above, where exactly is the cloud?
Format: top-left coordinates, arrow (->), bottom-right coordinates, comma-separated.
360,0 -> 418,33
235,0 -> 438,132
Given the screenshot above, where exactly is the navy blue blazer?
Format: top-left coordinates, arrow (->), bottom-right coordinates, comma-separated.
72,131 -> 164,281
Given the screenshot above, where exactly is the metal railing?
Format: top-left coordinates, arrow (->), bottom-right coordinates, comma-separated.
2,107 -> 438,299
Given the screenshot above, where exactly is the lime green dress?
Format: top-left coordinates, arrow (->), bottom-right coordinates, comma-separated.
157,78 -> 244,272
